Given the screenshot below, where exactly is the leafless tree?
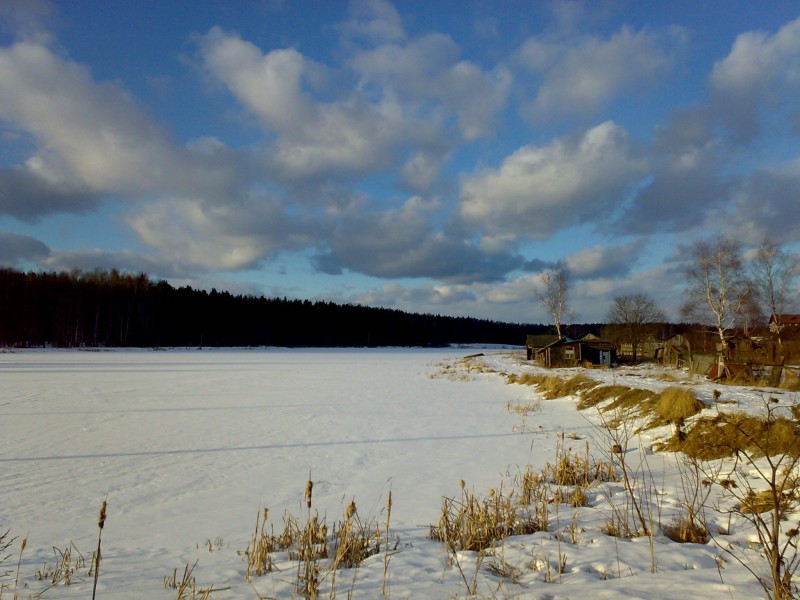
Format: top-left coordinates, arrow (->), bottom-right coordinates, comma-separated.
537,262 -> 570,338
681,236 -> 750,373
606,293 -> 665,362
750,238 -> 800,346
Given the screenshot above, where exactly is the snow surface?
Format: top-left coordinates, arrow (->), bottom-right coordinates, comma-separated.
0,348 -> 795,598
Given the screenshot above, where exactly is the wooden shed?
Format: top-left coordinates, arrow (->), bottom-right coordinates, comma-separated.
535,335 -> 615,368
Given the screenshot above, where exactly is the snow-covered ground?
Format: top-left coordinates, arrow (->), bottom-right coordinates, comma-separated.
0,348 -> 794,598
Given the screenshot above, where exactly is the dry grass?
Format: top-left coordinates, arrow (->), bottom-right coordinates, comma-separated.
541,374 -> 599,399
662,516 -> 709,544
660,412 -> 800,460
652,387 -> 705,424
543,444 -> 617,487
430,484 -> 540,552
781,369 -> 800,391
506,372 -> 546,386
507,373 -> 599,400
506,398 -> 542,416
576,385 -> 631,410
602,388 -> 659,415
739,488 -> 797,515
244,486 -> 387,596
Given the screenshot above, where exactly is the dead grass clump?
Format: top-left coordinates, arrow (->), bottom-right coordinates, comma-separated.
430,485 -> 540,552
602,388 -> 659,415
781,369 -> 800,391
542,444 -> 617,487
518,467 -> 545,507
330,500 -> 382,569
537,375 -> 570,399
559,374 -> 601,397
506,398 -> 542,416
552,486 -> 588,507
739,488 -> 797,515
577,385 -> 631,410
660,413 -> 800,460
663,516 -> 709,544
506,372 -> 546,386
244,488 -> 386,589
652,387 -> 705,424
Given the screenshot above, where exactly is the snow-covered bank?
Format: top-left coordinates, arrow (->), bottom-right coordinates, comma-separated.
0,349 -> 789,598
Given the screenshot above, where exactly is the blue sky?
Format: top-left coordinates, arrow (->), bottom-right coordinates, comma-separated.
0,1 -> 799,324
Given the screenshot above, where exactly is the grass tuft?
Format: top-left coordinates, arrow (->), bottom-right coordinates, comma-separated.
577,385 -> 631,410
660,412 -> 800,460
652,387 -> 705,424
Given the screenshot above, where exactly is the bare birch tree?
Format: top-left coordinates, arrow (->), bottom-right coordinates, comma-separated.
607,293 -> 665,362
750,238 -> 800,346
537,262 -> 570,338
681,236 -> 750,373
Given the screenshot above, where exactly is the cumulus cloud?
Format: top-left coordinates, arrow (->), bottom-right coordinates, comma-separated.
0,41 -> 180,195
351,32 -> 512,140
517,25 -> 687,121
314,197 -> 522,283
0,231 -> 49,266
615,144 -> 726,235
0,38 -> 251,219
708,159 -> 800,245
340,0 -> 406,45
0,167 -> 98,221
460,121 -> 647,245
0,0 -> 55,44
564,238 -> 645,279
351,282 -> 476,310
126,195 -> 316,272
198,27 -> 405,183
710,16 -> 800,144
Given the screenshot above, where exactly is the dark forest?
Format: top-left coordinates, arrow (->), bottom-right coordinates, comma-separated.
0,268 -> 555,348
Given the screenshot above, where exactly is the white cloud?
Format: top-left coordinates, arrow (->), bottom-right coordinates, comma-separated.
710,16 -> 800,143
341,0 -> 406,44
126,195 -> 315,272
315,196 -> 522,283
518,25 -> 687,121
199,27 -> 405,182
564,239 -> 645,279
707,158 -> 800,246
351,33 -> 511,141
460,121 -> 647,245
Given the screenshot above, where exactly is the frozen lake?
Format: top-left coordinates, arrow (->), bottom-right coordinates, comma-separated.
0,348 -> 764,598
1,348 -> 562,597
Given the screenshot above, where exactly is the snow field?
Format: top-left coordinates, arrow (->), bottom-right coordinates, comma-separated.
0,348 -> 791,598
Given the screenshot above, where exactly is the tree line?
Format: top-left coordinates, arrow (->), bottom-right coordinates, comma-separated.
0,268 -> 547,348
537,237 -> 800,367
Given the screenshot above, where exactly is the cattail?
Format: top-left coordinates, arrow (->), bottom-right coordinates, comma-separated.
98,500 -> 107,530
345,500 -> 357,520
387,490 -> 392,515
305,480 -> 313,510
92,500 -> 107,600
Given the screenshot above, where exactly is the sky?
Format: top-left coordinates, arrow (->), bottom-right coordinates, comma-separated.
0,0 -> 799,325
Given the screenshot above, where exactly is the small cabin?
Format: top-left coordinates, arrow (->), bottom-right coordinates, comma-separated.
535,335 -> 615,368
525,334 -> 561,360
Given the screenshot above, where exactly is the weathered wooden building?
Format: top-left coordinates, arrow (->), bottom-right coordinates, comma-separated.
535,334 -> 615,368
525,334 -> 561,360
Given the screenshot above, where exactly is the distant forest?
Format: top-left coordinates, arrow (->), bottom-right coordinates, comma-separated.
0,268 -> 562,348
